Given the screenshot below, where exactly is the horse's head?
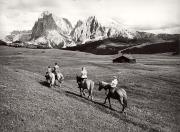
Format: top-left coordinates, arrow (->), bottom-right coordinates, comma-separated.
76,75 -> 81,83
98,81 -> 104,91
45,72 -> 50,80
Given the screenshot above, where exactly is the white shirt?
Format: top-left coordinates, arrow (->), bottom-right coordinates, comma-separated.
81,70 -> 87,78
54,65 -> 60,73
110,79 -> 118,88
47,68 -> 52,73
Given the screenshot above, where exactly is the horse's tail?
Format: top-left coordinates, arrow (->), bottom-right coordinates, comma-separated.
123,97 -> 127,108
90,80 -> 94,94
121,88 -> 127,108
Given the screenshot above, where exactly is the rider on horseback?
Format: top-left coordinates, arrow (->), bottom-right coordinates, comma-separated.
45,66 -> 52,80
53,62 -> 61,80
45,66 -> 55,87
47,66 -> 52,73
81,67 -> 87,83
110,76 -> 118,93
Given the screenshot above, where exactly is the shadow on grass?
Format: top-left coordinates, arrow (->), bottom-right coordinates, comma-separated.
38,81 -> 153,131
39,80 -> 64,95
39,80 -> 50,87
65,90 -> 115,111
65,90 -> 151,131
39,80 -> 61,87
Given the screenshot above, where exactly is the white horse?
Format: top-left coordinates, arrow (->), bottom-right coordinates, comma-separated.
54,72 -> 64,87
45,72 -> 55,87
76,75 -> 94,100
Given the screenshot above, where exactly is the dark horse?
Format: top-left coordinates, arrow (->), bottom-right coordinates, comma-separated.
98,81 -> 127,113
76,75 -> 94,100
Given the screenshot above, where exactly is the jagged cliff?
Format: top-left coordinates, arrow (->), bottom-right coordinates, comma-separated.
31,11 -> 73,48
71,16 -> 106,44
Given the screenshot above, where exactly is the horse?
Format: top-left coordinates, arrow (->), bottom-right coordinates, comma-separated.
98,81 -> 127,113
76,75 -> 94,100
45,72 -> 55,87
54,72 -> 64,87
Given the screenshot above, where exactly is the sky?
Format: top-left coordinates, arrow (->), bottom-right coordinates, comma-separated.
0,0 -> 180,39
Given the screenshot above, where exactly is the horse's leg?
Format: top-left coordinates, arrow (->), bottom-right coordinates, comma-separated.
87,88 -> 90,99
87,89 -> 93,100
57,78 -> 61,87
50,80 -> 53,88
103,96 -> 108,104
88,90 -> 90,99
120,96 -> 124,105
57,74 -> 62,87
82,89 -> 85,96
119,96 -> 125,113
90,90 -> 93,101
79,87 -> 82,96
104,92 -> 110,104
108,97 -> 112,109
60,75 -> 64,83
91,82 -> 94,101
59,76 -> 63,87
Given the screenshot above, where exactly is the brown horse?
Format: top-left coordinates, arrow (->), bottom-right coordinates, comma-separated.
98,81 -> 127,113
76,75 -> 94,100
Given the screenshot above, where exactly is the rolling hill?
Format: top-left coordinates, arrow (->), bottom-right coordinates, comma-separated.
0,46 -> 179,131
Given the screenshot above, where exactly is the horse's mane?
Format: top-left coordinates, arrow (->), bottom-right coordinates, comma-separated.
101,81 -> 109,85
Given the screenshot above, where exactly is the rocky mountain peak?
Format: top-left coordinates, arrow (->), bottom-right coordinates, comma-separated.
30,11 -> 74,48
71,16 -> 105,43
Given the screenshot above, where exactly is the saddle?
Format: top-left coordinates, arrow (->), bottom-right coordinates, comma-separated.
110,87 -> 117,93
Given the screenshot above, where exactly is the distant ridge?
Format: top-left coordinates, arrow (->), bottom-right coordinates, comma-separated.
4,11 -> 180,54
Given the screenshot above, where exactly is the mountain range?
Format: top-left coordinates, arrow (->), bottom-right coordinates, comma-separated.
4,11 -> 180,54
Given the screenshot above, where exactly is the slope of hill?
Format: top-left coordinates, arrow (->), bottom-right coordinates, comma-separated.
65,38 -> 136,55
0,40 -> 7,46
121,40 -> 179,54
0,46 -> 179,131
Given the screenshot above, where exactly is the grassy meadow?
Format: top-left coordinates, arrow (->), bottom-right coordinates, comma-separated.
0,46 -> 179,132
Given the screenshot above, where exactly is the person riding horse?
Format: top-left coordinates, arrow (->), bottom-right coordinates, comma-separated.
47,66 -> 52,73
76,67 -> 94,100
80,67 -> 87,84
45,66 -> 52,81
53,63 -> 61,80
98,76 -> 127,113
110,76 -> 118,93
45,66 -> 55,87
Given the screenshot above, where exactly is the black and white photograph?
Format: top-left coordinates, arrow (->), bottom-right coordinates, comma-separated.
0,0 -> 179,131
